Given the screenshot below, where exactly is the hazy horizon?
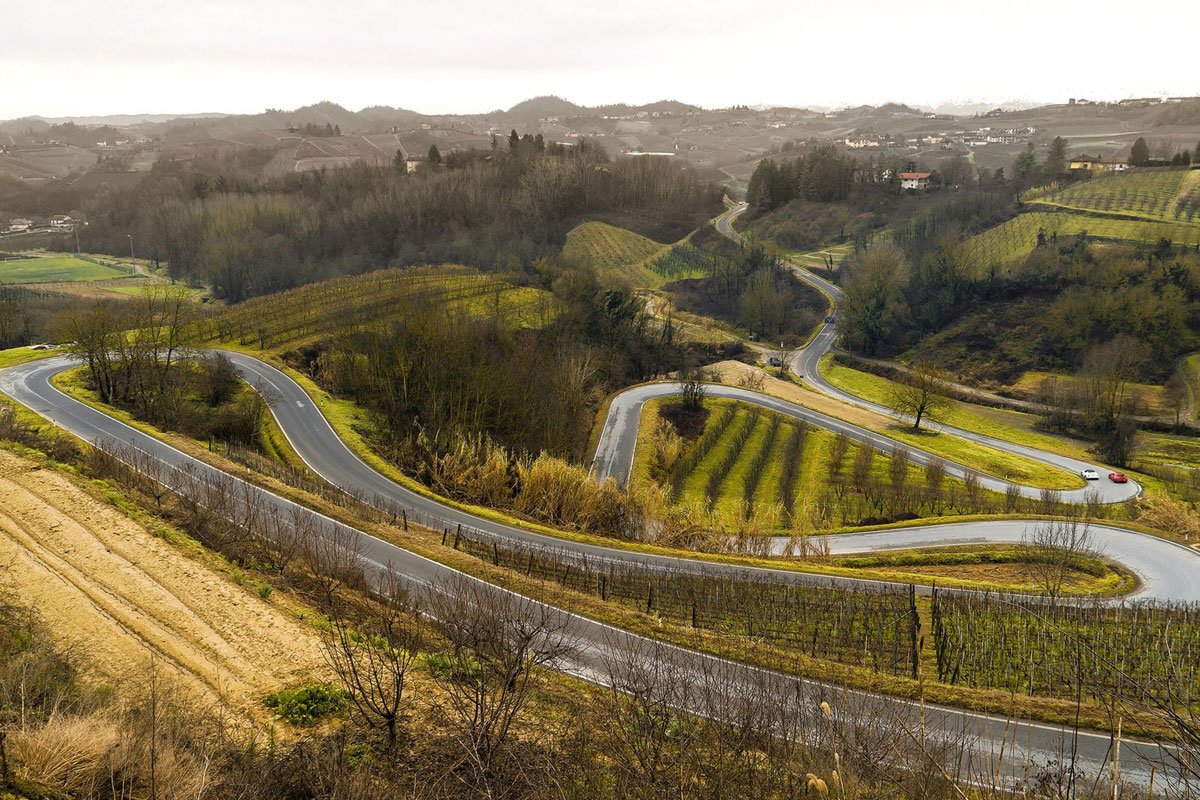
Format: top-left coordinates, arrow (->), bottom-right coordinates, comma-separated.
3,0 -> 1196,121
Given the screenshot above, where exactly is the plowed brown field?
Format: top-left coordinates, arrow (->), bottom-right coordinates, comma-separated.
0,448 -> 324,715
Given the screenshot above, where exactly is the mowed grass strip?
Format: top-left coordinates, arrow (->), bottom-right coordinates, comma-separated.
710,412 -> 773,519
823,360 -> 1094,462
0,255 -> 132,284
679,406 -> 756,501
815,361 -> 1091,488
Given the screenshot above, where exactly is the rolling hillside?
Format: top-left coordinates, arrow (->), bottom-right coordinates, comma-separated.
209,265 -> 558,349
1027,168 -> 1200,225
560,221 -> 670,286
960,208 -> 1200,272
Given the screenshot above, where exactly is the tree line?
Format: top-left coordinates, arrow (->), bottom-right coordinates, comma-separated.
745,145 -> 858,213
65,140 -> 720,302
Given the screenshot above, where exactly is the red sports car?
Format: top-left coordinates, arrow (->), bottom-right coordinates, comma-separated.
1108,472 -> 1128,483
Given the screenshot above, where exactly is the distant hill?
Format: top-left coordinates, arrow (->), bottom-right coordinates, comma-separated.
504,96 -> 702,120
506,95 -> 586,118
592,99 -> 703,116
153,101 -> 429,140
0,116 -> 51,134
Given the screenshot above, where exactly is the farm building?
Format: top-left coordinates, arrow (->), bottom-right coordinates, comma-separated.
49,214 -> 74,230
8,219 -> 32,232
1070,155 -> 1127,173
899,172 -> 932,190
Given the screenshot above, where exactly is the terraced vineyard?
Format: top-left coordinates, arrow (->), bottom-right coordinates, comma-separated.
658,399 -> 989,531
647,241 -> 718,280
560,221 -> 669,285
1031,169 -> 1200,224
209,266 -> 557,348
960,211 -> 1200,273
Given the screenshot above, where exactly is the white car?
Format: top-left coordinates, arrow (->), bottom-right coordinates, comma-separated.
1081,469 -> 1100,481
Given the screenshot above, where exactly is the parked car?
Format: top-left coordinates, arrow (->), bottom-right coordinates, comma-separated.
1081,469 -> 1100,480
1108,472 -> 1128,483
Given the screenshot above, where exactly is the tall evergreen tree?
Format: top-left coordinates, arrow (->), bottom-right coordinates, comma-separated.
746,159 -> 778,212
509,129 -> 520,151
1045,137 -> 1068,178
428,144 -> 442,165
1130,137 -> 1150,167
1014,143 -> 1038,179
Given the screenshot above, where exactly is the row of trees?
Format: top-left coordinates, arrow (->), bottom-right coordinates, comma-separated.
61,288 -> 270,444
746,145 -> 858,213
1016,135 -> 1199,181
1129,136 -> 1199,167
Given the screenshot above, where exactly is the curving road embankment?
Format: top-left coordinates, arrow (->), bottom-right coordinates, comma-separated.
0,352 -> 1194,789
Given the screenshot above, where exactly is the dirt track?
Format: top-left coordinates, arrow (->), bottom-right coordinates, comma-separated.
0,448 -> 324,714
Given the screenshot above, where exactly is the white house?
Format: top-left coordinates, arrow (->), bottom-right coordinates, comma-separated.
8,218 -> 32,232
49,214 -> 74,230
899,172 -> 932,190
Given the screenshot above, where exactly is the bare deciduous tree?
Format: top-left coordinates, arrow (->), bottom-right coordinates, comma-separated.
324,567 -> 422,748
889,361 -> 952,431
427,577 -> 578,798
1023,517 -> 1098,599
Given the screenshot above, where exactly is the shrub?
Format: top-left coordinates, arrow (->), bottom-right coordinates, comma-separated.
264,682 -> 350,726
423,650 -> 483,683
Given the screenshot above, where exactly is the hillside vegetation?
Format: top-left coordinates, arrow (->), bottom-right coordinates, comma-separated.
560,221 -> 667,285
958,211 -> 1200,271
209,265 -> 557,349
60,141 -> 720,302
1028,168 -> 1200,224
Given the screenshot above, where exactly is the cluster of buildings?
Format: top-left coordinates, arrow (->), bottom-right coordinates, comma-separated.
844,126 -> 1036,152
1067,96 -> 1200,108
6,215 -> 75,234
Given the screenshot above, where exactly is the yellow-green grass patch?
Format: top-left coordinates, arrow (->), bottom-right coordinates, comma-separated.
823,360 -> 1095,461
209,265 -> 559,350
960,212 -> 1200,273
0,345 -> 59,369
1008,370 -> 1169,415
0,254 -> 135,284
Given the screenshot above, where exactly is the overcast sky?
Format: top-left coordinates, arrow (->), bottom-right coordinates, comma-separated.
3,0 -> 1196,119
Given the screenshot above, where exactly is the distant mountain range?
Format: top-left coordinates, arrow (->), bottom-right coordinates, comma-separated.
2,94 -> 1195,139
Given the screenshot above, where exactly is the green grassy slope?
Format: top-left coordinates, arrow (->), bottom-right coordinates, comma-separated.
0,255 -> 134,283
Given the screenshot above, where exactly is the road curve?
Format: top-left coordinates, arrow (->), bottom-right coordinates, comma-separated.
0,353 -> 1192,790
713,203 -> 1141,504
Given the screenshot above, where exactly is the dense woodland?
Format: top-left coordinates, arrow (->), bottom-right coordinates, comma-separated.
662,229 -> 826,343
17,140 -> 720,302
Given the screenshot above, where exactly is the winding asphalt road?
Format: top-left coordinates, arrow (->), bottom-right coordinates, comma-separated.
1,353 -> 1196,790
712,202 -> 1142,505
